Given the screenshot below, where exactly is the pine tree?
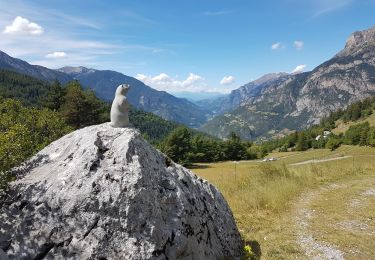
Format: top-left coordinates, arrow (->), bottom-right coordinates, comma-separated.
163,126 -> 192,165
43,81 -> 65,111
295,132 -> 308,151
60,81 -> 88,128
223,132 -> 248,160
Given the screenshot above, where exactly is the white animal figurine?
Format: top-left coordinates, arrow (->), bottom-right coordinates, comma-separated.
110,84 -> 131,128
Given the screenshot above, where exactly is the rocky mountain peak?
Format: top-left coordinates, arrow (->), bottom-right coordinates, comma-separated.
0,123 -> 242,259
252,72 -> 289,85
337,25 -> 375,57
200,25 -> 375,140
58,66 -> 96,75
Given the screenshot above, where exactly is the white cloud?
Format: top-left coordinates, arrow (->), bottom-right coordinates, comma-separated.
271,42 -> 284,50
136,73 -> 208,92
0,2 -> 163,70
291,64 -> 307,74
220,76 -> 235,85
45,51 -> 67,59
294,41 -> 304,50
136,73 -> 237,94
3,16 -> 44,35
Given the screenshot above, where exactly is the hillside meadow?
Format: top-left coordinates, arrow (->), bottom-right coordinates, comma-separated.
333,111 -> 375,134
191,145 -> 375,259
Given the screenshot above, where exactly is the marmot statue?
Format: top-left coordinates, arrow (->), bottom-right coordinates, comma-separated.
110,84 -> 130,128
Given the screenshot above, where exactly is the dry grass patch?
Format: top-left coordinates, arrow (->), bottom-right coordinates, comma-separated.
307,177 -> 375,259
191,146 -> 375,259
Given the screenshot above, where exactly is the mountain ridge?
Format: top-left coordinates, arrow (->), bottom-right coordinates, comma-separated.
0,51 -> 210,128
58,66 -> 210,127
198,72 -> 293,115
0,51 -> 72,84
200,25 -> 375,140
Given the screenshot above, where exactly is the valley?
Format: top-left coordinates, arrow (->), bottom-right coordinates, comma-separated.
0,2 -> 375,258
200,26 -> 375,140
0,51 -> 210,128
1,25 -> 375,140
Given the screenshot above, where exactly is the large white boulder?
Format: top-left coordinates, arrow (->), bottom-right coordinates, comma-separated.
0,123 -> 242,259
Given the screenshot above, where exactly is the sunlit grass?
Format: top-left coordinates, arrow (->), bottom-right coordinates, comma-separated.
332,110 -> 375,134
190,146 -> 375,258
309,177 -> 375,259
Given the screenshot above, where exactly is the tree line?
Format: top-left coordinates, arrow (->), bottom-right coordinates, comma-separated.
1,68 -> 375,191
0,70 -> 178,192
259,96 -> 375,153
0,70 -> 180,142
160,127 -> 265,165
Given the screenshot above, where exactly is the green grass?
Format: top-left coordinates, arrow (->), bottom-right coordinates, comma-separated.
190,146 -> 375,259
332,110 -> 375,134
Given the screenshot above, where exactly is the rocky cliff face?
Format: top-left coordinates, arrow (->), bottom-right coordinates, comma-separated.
0,123 -> 242,259
286,26 -> 375,126
197,73 -> 291,116
201,25 -> 375,140
337,26 -> 375,58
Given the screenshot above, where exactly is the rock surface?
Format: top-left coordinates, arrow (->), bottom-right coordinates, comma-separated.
0,123 -> 242,259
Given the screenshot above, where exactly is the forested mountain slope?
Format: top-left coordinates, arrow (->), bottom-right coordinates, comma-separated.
0,51 -> 210,128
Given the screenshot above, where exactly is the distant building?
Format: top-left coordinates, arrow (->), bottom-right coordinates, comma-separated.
315,131 -> 331,141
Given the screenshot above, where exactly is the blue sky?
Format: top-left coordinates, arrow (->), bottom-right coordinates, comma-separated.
1,0 -> 375,98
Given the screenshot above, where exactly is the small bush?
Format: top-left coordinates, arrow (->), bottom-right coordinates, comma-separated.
243,245 -> 256,260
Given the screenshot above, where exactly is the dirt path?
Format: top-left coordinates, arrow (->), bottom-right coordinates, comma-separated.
290,155 -> 352,166
293,177 -> 375,259
294,184 -> 345,259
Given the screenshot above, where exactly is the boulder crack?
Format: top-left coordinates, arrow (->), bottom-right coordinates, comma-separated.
89,134 -> 109,172
82,216 -> 100,239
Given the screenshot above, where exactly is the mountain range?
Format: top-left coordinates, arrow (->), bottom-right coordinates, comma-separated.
199,25 -> 375,140
1,25 -> 374,139
0,51 -> 210,128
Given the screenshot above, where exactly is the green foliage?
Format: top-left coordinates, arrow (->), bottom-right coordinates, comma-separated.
0,69 -> 50,107
325,136 -> 342,151
343,122 -> 370,145
367,127 -> 375,146
129,107 -> 178,143
295,132 -> 309,151
223,132 -> 249,160
0,68 -> 183,145
311,137 -> 327,149
60,81 -> 108,128
326,96 -> 375,124
189,134 -> 223,162
259,96 -> 375,152
43,81 -> 65,111
30,75 -> 178,142
0,99 -> 72,191
0,70 -> 187,191
163,126 -> 192,165
162,128 -> 254,164
243,245 -> 257,260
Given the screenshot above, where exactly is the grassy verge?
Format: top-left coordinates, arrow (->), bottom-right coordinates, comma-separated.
190,146 -> 375,258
